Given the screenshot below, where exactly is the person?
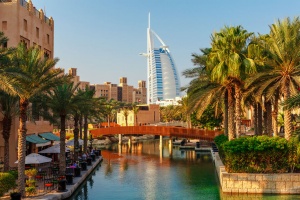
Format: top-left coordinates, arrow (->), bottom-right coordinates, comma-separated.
73,162 -> 78,168
82,153 -> 87,160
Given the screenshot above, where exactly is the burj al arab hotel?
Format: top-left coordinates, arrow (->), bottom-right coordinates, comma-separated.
142,14 -> 180,104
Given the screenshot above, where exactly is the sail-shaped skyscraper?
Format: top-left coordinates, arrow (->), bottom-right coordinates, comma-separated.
143,14 -> 180,104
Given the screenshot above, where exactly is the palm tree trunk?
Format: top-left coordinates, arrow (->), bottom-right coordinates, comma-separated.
224,90 -> 228,136
83,115 -> 88,153
257,103 -> 263,135
263,101 -> 268,135
73,114 -> 79,163
253,103 -> 258,135
18,99 -> 28,196
235,84 -> 242,138
79,115 -> 83,139
59,114 -> 66,176
266,101 -> 273,136
2,116 -> 12,172
283,82 -> 293,140
272,93 -> 279,137
227,87 -> 235,140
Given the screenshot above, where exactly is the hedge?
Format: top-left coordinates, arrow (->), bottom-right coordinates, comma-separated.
214,135 -> 300,173
0,172 -> 16,196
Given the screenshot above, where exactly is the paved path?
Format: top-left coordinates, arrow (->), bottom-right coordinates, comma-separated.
25,156 -> 103,200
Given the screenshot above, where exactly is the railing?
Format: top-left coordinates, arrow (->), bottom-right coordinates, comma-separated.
90,126 -> 223,141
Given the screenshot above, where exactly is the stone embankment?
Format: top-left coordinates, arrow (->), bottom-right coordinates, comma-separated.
215,153 -> 300,194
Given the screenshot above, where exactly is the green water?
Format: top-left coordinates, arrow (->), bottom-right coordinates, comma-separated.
67,139 -> 300,200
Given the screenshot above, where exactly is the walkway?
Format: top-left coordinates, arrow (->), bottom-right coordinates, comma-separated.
90,126 -> 223,141
22,157 -> 103,200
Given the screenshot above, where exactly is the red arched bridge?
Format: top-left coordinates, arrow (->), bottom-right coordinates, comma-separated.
90,126 -> 223,141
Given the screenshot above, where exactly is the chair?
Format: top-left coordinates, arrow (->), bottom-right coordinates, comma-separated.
44,178 -> 54,191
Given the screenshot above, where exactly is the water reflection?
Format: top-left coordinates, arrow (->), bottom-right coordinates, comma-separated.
68,139 -> 300,200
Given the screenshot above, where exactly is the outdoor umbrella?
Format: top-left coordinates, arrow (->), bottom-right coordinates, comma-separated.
15,153 -> 52,164
66,138 -> 83,146
38,144 -> 70,154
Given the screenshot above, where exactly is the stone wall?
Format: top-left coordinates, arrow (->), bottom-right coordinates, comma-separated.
214,153 -> 300,194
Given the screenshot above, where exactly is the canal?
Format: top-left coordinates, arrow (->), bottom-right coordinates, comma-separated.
67,139 -> 300,200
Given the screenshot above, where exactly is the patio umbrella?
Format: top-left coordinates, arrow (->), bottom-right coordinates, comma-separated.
38,144 -> 70,154
15,153 -> 52,164
66,138 -> 83,146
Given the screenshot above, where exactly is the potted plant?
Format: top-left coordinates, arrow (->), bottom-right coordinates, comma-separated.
24,169 -> 37,180
10,191 -> 21,200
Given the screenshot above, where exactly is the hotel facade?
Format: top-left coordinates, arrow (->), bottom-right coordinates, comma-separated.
145,14 -> 180,104
0,0 -> 55,168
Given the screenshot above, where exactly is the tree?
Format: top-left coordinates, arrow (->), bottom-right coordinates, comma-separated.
77,86 -> 95,153
11,44 -> 63,196
246,17 -> 300,140
208,26 -> 256,139
0,32 -> 21,95
0,91 -> 19,171
198,106 -> 223,130
122,107 -> 130,126
45,82 -> 81,176
132,103 -> 139,126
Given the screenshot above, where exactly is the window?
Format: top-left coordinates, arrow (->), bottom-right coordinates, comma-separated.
36,27 -> 39,38
44,49 -> 51,58
2,21 -> 7,30
47,34 -> 49,44
23,19 -> 27,31
20,36 -> 29,48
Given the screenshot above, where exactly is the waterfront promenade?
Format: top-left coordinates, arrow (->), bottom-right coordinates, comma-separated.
19,156 -> 103,200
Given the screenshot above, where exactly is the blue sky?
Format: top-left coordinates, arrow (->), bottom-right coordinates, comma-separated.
31,0 -> 300,90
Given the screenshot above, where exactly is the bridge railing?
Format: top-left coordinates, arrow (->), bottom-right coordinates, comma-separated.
90,126 -> 223,141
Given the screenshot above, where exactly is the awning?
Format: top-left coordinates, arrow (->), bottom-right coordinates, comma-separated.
26,134 -> 49,144
39,132 -> 60,141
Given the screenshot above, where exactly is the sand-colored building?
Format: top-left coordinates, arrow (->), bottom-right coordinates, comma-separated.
69,67 -> 147,104
0,0 -> 54,58
0,0 -> 55,169
117,104 -> 160,126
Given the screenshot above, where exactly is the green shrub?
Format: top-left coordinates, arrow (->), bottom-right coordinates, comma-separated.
219,136 -> 297,173
214,134 -> 228,147
0,172 -> 16,197
8,170 -> 18,179
25,186 -> 36,196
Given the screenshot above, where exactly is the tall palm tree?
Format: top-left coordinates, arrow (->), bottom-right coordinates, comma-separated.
0,91 -> 19,171
45,82 -> 81,176
207,25 -> 256,139
246,17 -> 300,140
11,44 -> 64,196
132,103 -> 139,126
0,32 -> 22,95
122,107 -> 130,126
77,86 -> 95,153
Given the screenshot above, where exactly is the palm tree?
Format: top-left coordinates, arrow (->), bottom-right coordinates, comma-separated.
132,103 -> 139,126
77,86 -> 95,153
11,44 -> 64,196
0,91 -> 19,171
45,82 -> 81,176
207,25 -> 256,139
246,17 -> 300,140
122,107 -> 130,126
